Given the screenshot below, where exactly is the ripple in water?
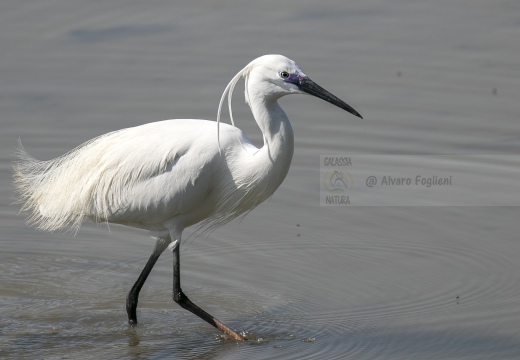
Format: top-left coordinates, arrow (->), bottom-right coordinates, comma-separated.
2,227 -> 520,359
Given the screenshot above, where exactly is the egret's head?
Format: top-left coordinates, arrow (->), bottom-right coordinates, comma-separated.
246,55 -> 307,98
246,54 -> 362,118
217,54 -> 362,150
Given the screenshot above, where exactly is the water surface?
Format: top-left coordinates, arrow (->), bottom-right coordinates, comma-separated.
1,1 -> 520,359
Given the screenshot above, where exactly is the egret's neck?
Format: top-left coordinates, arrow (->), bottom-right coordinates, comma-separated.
249,94 -> 294,168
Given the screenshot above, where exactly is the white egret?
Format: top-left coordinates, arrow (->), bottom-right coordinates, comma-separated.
13,54 -> 362,340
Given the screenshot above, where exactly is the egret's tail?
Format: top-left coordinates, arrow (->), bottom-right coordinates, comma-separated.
13,141 -> 91,232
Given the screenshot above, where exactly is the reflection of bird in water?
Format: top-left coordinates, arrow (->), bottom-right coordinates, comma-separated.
329,170 -> 348,192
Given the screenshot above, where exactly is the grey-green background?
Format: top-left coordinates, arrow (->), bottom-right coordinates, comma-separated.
1,1 -> 520,359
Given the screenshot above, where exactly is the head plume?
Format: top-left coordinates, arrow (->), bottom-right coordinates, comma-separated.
216,60 -> 256,151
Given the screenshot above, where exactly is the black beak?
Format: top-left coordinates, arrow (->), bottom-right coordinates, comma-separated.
297,77 -> 363,119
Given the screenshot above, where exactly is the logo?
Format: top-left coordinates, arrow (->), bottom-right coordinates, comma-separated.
322,169 -> 353,194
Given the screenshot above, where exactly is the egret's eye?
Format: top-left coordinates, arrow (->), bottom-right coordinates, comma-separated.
280,71 -> 290,79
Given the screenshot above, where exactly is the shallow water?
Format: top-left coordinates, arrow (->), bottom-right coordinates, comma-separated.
1,0 -> 520,359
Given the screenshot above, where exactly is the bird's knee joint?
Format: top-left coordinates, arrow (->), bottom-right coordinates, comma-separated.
173,290 -> 187,305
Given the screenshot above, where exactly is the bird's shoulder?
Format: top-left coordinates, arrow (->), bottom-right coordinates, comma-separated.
93,119 -> 252,185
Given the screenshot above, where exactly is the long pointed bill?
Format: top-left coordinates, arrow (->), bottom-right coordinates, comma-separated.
297,77 -> 363,119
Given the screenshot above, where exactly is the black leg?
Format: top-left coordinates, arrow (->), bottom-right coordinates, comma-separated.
126,238 -> 169,325
172,242 -> 245,341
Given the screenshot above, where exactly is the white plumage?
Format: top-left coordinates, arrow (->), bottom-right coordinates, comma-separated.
13,54 -> 361,340
14,119 -> 282,235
